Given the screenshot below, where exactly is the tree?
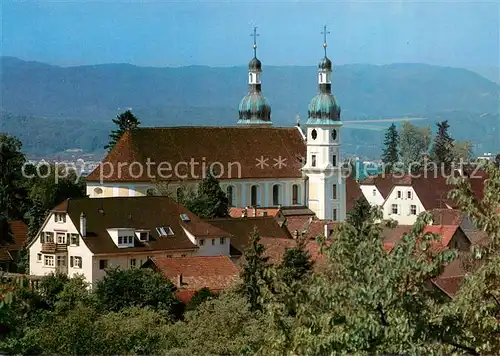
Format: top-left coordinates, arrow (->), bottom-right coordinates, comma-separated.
238,227 -> 269,312
104,110 -> 141,151
381,123 -> 399,172
277,237 -> 313,284
167,293 -> 265,356
182,170 -> 229,219
399,121 -> 432,172
95,268 -> 182,318
0,133 -> 26,223
185,287 -> 216,311
263,209 -> 460,354
431,120 -> 454,170
444,162 -> 500,353
346,196 -> 372,234
452,140 -> 473,162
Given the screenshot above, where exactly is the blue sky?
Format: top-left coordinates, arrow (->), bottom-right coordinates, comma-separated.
2,0 -> 499,68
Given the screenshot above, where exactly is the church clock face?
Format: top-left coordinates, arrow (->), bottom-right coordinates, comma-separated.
331,129 -> 337,141
311,129 -> 317,140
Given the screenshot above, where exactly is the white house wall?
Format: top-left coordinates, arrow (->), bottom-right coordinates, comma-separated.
360,184 -> 385,206
382,186 -> 425,225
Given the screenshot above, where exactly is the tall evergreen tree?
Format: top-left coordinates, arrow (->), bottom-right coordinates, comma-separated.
278,236 -> 313,284
104,110 -> 141,151
346,196 -> 372,234
182,170 -> 229,219
431,120 -> 454,170
239,227 -> 269,312
381,123 -> 399,172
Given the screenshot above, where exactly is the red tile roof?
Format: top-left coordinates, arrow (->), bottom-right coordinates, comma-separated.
259,237 -> 325,269
382,225 -> 461,252
87,127 -> 306,182
46,197 -> 230,255
284,216 -> 339,240
346,176 -> 365,212
148,256 -> 239,292
0,221 -> 28,261
206,216 -> 291,256
229,207 -> 280,218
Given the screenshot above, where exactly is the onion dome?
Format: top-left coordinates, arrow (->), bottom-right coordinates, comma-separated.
238,92 -> 271,123
248,57 -> 262,72
308,93 -> 340,121
318,56 -> 332,71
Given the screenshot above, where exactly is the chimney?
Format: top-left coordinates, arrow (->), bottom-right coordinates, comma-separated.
263,212 -> 268,217
324,223 -> 329,238
242,207 -> 248,218
253,206 -> 257,217
80,212 -> 86,237
293,230 -> 299,239
177,274 -> 183,288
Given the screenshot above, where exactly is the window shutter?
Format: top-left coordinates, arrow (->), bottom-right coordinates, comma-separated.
40,232 -> 45,244
70,256 -> 74,267
75,235 -> 79,246
66,233 -> 71,245
398,204 -> 402,215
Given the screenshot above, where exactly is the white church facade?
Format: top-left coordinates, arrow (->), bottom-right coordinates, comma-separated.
85,27 -> 348,221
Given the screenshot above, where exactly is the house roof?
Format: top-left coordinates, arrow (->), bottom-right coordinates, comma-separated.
206,216 -> 291,256
346,176 -> 365,212
0,221 -> 28,261
284,216 -> 339,240
49,197 -> 230,255
258,237 -> 325,268
364,172 -> 486,210
382,224 -> 461,252
229,207 -> 280,218
279,206 -> 316,217
148,256 -> 239,291
86,127 -> 306,182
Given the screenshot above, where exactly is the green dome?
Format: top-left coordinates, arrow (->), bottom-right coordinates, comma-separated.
238,92 -> 271,123
318,56 -> 332,71
249,57 -> 262,72
308,93 -> 340,121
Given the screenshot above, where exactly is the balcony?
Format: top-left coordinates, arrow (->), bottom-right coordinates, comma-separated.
41,242 -> 67,253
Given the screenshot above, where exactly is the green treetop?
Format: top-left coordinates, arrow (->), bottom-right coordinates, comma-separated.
104,110 -> 141,152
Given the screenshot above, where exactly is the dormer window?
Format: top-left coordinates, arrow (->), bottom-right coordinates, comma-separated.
156,226 -> 174,237
54,213 -> 66,223
139,232 -> 149,241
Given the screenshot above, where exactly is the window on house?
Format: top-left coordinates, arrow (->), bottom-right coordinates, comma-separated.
56,256 -> 66,267
407,191 -> 412,199
43,232 -> 54,243
44,255 -> 54,266
226,186 -> 234,207
410,205 -> 417,215
220,237 -> 226,245
272,185 -> 281,206
311,155 -> 317,167
332,184 -> 337,200
292,184 -> 299,205
156,227 -> 174,236
139,232 -> 149,241
391,204 -> 398,215
67,233 -> 79,245
332,209 -> 338,221
75,257 -> 82,268
37,253 -> 42,262
332,154 -> 337,167
99,259 -> 108,270
56,233 -> 65,244
372,189 -> 376,197
199,239 -> 205,246
211,239 -> 215,246
181,254 -> 187,257
397,191 -> 402,199
54,213 -> 66,223
118,236 -> 123,244
128,236 -> 133,244
130,259 -> 136,267
251,185 -> 258,206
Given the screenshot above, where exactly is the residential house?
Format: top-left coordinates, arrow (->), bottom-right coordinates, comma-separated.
27,196 -> 231,284
0,221 -> 28,272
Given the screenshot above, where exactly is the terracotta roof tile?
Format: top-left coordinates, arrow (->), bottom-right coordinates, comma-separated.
284,217 -> 339,240
51,197 -> 230,255
206,216 -> 291,256
229,207 -> 280,218
382,225 -> 461,251
149,256 -> 239,291
0,221 -> 28,261
346,176 -> 365,212
87,127 -> 306,182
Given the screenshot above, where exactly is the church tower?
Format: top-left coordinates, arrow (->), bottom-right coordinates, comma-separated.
302,25 -> 346,221
237,27 -> 272,125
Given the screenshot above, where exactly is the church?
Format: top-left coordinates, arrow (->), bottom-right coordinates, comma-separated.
86,27 -> 348,221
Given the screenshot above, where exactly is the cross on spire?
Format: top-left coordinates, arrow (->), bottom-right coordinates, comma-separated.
321,25 -> 330,57
251,26 -> 259,58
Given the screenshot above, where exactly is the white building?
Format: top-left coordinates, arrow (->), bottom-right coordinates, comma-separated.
27,196 -> 232,284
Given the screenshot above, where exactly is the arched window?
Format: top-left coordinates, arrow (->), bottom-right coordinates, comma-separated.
292,184 -> 299,205
176,187 -> 184,202
272,184 -> 281,206
251,185 -> 259,206
226,186 -> 234,207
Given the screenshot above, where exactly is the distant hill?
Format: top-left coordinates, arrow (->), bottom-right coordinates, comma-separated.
1,57 -> 499,157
